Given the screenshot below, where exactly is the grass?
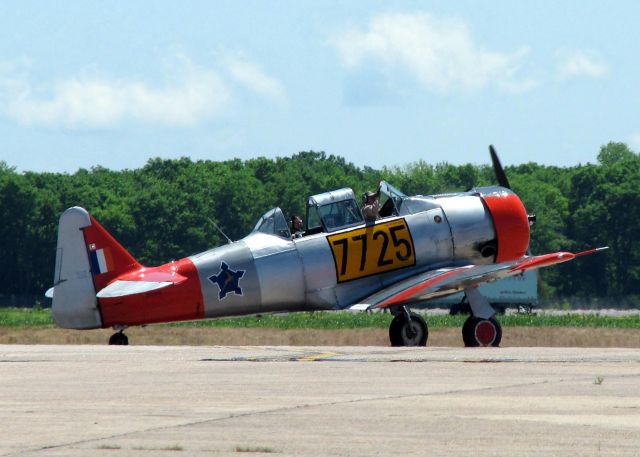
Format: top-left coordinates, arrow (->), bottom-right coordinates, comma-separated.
172,312 -> 640,330
2,308 -> 640,330
0,308 -> 55,327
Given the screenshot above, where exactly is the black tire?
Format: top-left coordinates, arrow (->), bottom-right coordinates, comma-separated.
108,332 -> 129,346
389,312 -> 428,347
462,316 -> 502,347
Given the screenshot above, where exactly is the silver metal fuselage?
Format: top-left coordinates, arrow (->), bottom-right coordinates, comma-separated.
190,192 -> 497,318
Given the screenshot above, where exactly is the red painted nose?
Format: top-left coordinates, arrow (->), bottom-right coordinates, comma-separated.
480,188 -> 530,262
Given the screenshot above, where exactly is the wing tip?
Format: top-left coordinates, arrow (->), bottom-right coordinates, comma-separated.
574,246 -> 609,257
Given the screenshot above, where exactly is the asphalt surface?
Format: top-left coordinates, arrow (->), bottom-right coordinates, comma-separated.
2,345 -> 640,456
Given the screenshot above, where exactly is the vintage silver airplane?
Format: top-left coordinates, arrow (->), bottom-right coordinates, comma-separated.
48,146 -> 606,346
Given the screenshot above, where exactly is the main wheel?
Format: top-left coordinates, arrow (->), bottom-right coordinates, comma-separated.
389,312 -> 428,347
462,316 -> 502,347
108,332 -> 129,346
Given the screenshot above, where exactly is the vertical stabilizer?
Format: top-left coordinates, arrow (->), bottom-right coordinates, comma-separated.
52,207 -> 141,329
52,207 -> 101,329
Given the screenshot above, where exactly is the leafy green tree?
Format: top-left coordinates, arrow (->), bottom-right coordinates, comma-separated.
0,165 -> 36,294
566,143 -> 640,298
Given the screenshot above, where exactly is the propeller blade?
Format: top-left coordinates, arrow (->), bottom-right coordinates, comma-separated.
489,144 -> 511,189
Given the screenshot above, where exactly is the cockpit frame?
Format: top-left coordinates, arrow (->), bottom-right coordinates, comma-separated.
305,188 -> 364,235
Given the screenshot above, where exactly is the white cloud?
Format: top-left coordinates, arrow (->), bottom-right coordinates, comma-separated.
330,12 -> 536,94
227,57 -> 288,107
556,49 -> 609,80
0,55 -> 288,129
1,62 -> 231,128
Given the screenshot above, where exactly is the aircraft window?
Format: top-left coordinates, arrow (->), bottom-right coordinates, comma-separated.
252,207 -> 291,239
318,199 -> 363,232
306,188 -> 363,234
305,204 -> 323,235
379,197 -> 398,218
380,181 -> 406,198
378,181 -> 407,217
398,197 -> 441,215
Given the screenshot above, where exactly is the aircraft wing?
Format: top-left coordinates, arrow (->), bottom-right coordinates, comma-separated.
353,248 -> 607,310
95,270 -> 188,298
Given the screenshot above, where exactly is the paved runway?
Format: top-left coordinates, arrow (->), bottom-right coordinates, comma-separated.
2,345 -> 640,456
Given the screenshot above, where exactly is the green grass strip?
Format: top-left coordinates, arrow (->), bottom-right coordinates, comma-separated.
173,312 -> 640,330
2,308 -> 640,330
0,308 -> 55,328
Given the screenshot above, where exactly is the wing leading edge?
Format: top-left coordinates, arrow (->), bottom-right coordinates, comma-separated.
352,248 -> 608,310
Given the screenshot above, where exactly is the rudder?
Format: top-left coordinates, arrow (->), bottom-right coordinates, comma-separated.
52,207 -> 141,329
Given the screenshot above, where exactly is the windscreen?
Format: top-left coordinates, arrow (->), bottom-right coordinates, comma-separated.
318,199 -> 363,232
252,208 -> 291,239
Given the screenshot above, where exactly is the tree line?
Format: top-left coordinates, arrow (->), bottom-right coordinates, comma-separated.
0,143 -> 638,305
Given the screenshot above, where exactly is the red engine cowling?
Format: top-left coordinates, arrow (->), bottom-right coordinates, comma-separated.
479,187 -> 530,262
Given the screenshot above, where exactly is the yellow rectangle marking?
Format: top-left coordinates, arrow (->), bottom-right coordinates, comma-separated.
327,218 -> 416,283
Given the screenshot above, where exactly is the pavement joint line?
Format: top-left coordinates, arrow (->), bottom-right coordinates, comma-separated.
11,370 -> 632,456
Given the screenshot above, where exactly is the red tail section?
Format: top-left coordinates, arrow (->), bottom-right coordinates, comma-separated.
53,207 -> 204,330
82,216 -> 142,292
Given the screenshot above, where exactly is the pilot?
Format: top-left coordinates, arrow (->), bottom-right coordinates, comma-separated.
362,191 -> 380,222
290,215 -> 303,239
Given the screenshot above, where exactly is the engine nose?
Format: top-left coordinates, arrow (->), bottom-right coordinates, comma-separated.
478,187 -> 530,262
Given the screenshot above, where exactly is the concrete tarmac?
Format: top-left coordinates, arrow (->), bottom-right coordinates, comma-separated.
1,345 -> 640,456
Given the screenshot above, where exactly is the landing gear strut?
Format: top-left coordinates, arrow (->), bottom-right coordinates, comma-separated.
108,330 -> 129,346
388,307 -> 428,347
461,287 -> 502,347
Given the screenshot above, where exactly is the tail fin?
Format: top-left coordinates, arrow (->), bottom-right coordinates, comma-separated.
52,207 -> 141,329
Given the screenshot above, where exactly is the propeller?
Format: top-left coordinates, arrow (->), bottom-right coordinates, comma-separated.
489,144 -> 536,255
489,144 -> 511,190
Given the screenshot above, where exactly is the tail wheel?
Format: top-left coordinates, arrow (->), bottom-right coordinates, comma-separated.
389,312 -> 428,347
462,316 -> 502,347
108,332 -> 129,346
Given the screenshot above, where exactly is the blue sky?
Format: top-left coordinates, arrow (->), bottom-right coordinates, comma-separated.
0,1 -> 638,172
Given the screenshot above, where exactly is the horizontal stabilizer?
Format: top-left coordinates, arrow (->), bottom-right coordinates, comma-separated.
96,279 -> 184,298
346,304 -> 371,312
97,269 -> 187,298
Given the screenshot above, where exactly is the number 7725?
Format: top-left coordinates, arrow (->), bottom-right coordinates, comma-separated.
327,219 -> 416,283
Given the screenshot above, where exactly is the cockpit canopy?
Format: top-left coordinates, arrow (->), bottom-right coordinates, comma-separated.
378,181 -> 441,217
306,188 -> 363,234
252,207 -> 291,239
250,181 -> 445,240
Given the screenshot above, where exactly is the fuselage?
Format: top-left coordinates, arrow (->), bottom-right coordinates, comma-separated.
96,186 -> 530,328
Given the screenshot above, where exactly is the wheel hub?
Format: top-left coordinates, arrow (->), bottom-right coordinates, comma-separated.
475,320 -> 497,346
403,322 -> 422,345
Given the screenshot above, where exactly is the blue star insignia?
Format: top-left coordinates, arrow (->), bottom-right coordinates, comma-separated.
209,262 -> 245,299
